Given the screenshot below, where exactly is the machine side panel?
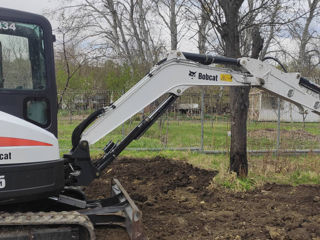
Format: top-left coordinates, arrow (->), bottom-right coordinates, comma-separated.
0,111 -> 59,164
0,159 -> 65,203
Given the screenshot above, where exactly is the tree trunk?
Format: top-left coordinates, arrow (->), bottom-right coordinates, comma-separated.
219,0 -> 249,177
259,0 -> 280,60
297,0 -> 319,74
104,0 -> 134,67
229,87 -> 250,177
129,0 -> 146,63
170,0 -> 178,50
198,4 -> 208,54
137,0 -> 154,64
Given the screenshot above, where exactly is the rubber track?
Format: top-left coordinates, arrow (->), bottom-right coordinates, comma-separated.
0,211 -> 95,240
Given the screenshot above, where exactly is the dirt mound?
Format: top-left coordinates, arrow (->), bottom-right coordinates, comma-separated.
249,128 -> 320,142
0,156 -> 319,239
88,157 -> 320,240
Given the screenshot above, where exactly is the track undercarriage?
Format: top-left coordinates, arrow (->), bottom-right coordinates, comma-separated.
0,179 -> 145,240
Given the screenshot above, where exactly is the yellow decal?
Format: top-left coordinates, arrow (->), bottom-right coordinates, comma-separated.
220,74 -> 232,82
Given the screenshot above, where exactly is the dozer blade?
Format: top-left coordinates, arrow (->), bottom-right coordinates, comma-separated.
112,178 -> 145,240
79,178 -> 146,240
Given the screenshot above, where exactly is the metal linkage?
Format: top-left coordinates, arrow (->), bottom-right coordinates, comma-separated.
95,94 -> 178,172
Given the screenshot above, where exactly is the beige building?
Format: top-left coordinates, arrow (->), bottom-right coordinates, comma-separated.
249,89 -> 320,122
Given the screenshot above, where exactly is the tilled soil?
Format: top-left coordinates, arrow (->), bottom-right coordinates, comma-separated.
85,157 -> 320,240
248,128 -> 320,142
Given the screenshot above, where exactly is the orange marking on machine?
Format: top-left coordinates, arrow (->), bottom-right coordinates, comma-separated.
0,137 -> 52,147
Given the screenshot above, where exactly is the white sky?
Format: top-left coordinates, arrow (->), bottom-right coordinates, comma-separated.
0,0 -> 58,14
0,0 -> 301,56
0,0 -> 197,52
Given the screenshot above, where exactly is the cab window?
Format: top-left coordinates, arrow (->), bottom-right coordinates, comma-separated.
0,21 -> 46,90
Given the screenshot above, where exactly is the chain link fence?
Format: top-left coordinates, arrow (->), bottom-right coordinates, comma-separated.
58,89 -> 320,155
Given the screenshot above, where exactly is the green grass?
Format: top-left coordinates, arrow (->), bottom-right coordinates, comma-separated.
58,117 -> 320,191
58,118 -> 320,153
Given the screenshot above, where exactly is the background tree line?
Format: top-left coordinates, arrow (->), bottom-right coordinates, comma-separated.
49,0 -> 320,177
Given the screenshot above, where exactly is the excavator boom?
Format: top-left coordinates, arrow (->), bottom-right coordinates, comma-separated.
80,51 -> 320,146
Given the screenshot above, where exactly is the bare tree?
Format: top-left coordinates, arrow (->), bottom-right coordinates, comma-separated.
48,0 -> 167,99
198,0 -> 291,177
288,0 -> 320,76
48,9 -> 89,108
183,1 -> 210,54
259,0 -> 282,59
52,0 -> 164,67
219,0 -> 251,177
153,0 -> 188,50
198,0 -> 310,177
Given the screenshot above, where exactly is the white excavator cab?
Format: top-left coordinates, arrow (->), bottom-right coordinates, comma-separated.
0,8 -> 63,203
0,7 -> 57,136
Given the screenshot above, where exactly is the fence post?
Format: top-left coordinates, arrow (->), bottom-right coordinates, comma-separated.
201,89 -> 205,152
121,90 -> 125,138
276,97 -> 281,157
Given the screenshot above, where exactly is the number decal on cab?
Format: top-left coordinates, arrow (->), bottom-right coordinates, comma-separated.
0,175 -> 5,189
0,22 -> 16,31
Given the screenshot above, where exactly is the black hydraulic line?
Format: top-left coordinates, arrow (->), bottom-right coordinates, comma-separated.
95,94 -> 178,172
263,56 -> 320,95
299,77 -> 320,95
71,108 -> 105,150
156,57 -> 167,65
182,52 -> 240,66
262,56 -> 288,73
133,95 -> 178,140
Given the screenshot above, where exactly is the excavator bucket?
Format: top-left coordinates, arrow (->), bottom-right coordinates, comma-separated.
112,179 -> 145,240
80,178 -> 146,240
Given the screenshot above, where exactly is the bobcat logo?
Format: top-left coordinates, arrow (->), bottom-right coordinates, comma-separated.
189,70 -> 196,78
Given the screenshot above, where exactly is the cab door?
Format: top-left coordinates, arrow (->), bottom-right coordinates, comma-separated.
0,8 -> 57,136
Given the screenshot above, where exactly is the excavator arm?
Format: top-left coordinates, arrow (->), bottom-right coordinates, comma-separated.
80,52 -> 256,145
76,51 -> 320,148
66,50 -> 320,187
240,57 -> 320,115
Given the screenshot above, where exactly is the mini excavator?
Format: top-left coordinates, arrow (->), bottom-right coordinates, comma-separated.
0,7 -> 320,240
